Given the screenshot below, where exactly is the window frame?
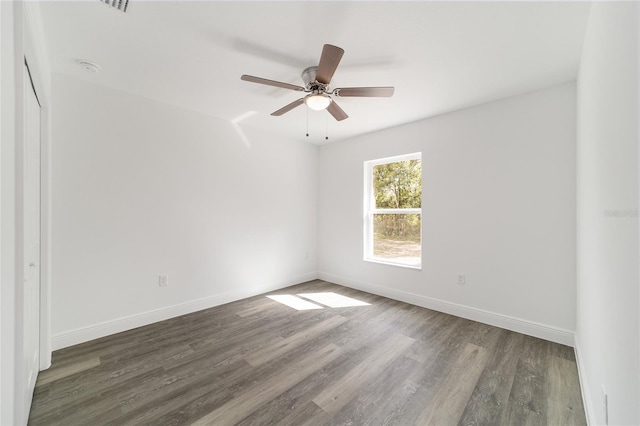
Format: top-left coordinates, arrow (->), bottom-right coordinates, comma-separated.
363,152 -> 422,269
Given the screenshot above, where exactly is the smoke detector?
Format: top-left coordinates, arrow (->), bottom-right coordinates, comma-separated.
77,60 -> 101,73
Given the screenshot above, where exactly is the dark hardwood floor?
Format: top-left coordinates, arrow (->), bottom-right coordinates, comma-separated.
29,280 -> 586,425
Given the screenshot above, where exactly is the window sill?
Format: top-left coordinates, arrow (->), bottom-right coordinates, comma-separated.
364,257 -> 422,270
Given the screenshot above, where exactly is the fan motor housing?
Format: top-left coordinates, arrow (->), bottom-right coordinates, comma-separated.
302,66 -> 327,92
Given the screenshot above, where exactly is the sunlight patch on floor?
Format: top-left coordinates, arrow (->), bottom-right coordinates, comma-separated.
266,295 -> 323,310
267,292 -> 371,311
297,292 -> 371,308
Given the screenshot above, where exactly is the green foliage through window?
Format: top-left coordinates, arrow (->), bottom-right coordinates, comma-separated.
373,159 -> 421,209
372,159 -> 421,242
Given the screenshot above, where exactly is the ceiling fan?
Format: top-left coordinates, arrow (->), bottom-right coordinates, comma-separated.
241,44 -> 394,121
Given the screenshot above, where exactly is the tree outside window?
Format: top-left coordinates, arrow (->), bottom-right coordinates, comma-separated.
364,153 -> 422,268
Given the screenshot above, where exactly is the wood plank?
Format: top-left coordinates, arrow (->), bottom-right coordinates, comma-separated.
547,355 -> 586,426
30,344 -> 194,417
244,315 -> 347,367
458,330 -> 523,425
114,359 -> 253,426
499,336 -> 550,426
30,367 -> 167,426
191,343 -> 343,425
36,357 -> 101,386
405,313 -> 462,364
312,333 -> 415,415
416,343 -> 489,426
277,401 -> 330,426
235,299 -> 278,317
328,354 -> 420,425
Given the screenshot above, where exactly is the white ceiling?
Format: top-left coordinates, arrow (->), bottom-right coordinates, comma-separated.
38,1 -> 591,144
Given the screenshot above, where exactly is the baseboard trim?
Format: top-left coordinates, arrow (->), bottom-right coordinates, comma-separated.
318,272 -> 575,346
573,334 -> 594,425
52,272 -> 319,350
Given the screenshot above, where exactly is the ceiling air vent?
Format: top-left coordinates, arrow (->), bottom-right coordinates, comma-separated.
100,0 -> 129,13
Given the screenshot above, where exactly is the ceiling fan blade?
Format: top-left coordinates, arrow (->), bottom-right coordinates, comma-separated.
316,44 -> 344,84
241,75 -> 305,92
334,87 -> 395,97
326,100 -> 348,121
271,98 -> 305,116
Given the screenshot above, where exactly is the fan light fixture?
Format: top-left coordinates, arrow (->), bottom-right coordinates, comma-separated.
305,94 -> 332,111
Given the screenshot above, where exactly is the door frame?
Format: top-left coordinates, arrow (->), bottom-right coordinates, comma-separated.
1,2 -> 52,424
23,1 -> 52,372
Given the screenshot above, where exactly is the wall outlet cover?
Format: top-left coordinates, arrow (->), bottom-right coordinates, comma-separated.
159,275 -> 169,287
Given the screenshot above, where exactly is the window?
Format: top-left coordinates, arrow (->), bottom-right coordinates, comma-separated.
364,153 -> 422,268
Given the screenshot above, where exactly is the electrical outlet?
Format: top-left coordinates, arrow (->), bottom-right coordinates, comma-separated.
159,275 -> 168,287
457,273 -> 466,285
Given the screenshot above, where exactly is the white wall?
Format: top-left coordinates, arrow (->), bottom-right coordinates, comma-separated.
576,2 -> 639,425
319,83 -> 577,344
51,74 -> 318,348
1,3 -> 20,423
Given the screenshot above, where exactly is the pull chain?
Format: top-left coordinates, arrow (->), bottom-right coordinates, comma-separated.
306,107 -> 309,137
325,112 -> 329,140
